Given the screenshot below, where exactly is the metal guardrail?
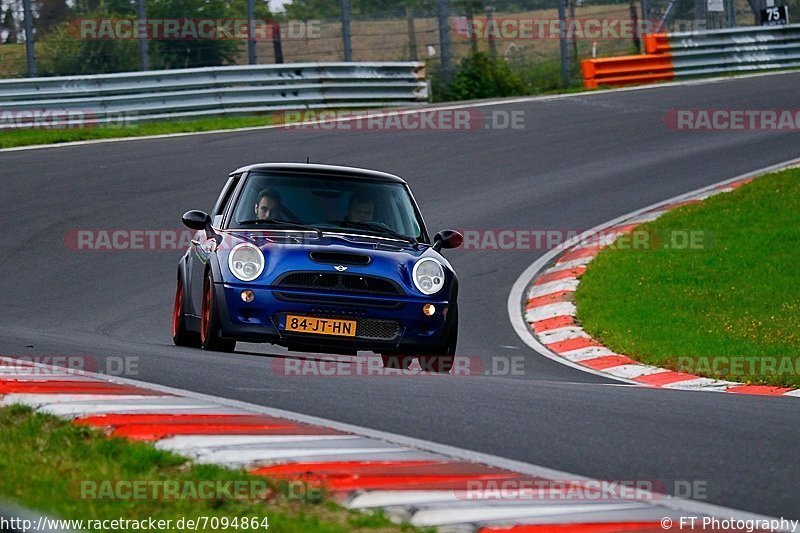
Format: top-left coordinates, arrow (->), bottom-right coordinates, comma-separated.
650,24 -> 800,76
0,62 -> 428,126
582,24 -> 800,88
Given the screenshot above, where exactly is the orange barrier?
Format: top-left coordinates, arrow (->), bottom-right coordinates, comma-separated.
644,33 -> 671,54
580,33 -> 674,89
580,53 -> 674,89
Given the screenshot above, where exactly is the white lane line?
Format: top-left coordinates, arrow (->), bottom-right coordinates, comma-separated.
1,394 -> 173,407
41,403 -> 245,417
409,503 -> 650,527
662,378 -> 737,390
603,365 -> 666,380
527,279 -> 580,299
193,448 -> 423,466
560,347 -> 617,362
0,374 -> 97,381
348,490 -> 643,509
524,303 -> 577,323
156,435 -> 360,452
348,490 -> 466,508
537,327 -> 590,345
545,257 -> 595,272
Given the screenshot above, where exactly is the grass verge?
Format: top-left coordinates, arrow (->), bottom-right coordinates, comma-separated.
0,404 -> 424,532
0,115 -> 280,149
575,168 -> 800,388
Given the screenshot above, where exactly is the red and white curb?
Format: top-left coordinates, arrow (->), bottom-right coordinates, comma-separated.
509,159 -> 800,399
0,356 -> 781,532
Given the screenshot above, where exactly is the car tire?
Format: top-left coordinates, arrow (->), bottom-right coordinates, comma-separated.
172,273 -> 200,348
200,271 -> 236,353
418,304 -> 458,374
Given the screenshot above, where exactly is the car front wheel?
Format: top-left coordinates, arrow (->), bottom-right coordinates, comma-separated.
201,272 -> 236,353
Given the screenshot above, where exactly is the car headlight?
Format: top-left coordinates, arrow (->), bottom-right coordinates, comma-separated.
412,258 -> 445,295
228,243 -> 264,282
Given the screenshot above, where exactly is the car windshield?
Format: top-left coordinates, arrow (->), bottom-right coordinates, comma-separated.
227,171 -> 424,242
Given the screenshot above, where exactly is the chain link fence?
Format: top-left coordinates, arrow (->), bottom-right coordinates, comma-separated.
0,0 -> 795,87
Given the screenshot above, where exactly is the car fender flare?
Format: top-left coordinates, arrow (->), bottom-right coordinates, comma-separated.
207,252 -> 236,337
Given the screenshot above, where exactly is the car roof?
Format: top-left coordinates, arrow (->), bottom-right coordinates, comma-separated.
231,163 -> 407,184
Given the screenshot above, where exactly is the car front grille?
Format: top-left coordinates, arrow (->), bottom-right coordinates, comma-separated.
355,318 -> 401,340
276,272 -> 401,296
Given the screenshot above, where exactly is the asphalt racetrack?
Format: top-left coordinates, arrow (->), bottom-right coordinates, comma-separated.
2,72 -> 799,518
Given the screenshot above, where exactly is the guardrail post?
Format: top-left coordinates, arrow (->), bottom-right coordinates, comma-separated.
22,0 -> 36,77
341,0 -> 353,61
136,0 -> 150,70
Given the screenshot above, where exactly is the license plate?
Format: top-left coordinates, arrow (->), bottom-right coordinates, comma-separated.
284,315 -> 357,337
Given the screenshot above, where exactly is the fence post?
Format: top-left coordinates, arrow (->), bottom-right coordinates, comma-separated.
272,20 -> 284,63
484,2 -> 497,59
136,0 -> 150,70
22,0 -> 36,77
247,0 -> 257,64
341,0 -> 353,61
725,0 -> 736,27
406,4 -> 418,61
436,0 -> 452,83
557,0 -> 571,87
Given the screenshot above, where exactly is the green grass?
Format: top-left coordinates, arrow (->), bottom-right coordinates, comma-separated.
575,168 -> 800,388
0,115 -> 281,149
0,405 -> 425,532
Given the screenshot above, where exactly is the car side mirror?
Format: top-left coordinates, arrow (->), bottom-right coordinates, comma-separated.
433,230 -> 463,252
183,210 -> 212,233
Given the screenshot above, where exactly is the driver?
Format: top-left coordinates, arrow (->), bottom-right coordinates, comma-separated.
254,189 -> 283,221
345,193 -> 374,223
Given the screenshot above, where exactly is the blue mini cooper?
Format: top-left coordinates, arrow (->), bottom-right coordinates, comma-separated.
172,163 -> 463,372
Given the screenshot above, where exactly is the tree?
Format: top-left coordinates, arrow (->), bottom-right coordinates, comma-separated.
146,0 -> 245,69
36,0 -> 72,36
1,6 -> 18,43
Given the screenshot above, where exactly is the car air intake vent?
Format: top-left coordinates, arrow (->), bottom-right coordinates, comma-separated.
277,272 -> 401,295
309,252 -> 371,266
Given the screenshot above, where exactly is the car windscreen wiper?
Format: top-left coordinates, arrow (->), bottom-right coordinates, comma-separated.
332,221 -> 418,244
238,219 -> 323,238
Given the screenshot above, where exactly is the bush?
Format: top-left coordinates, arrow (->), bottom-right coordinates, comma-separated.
36,18 -> 139,76
436,52 -> 528,102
